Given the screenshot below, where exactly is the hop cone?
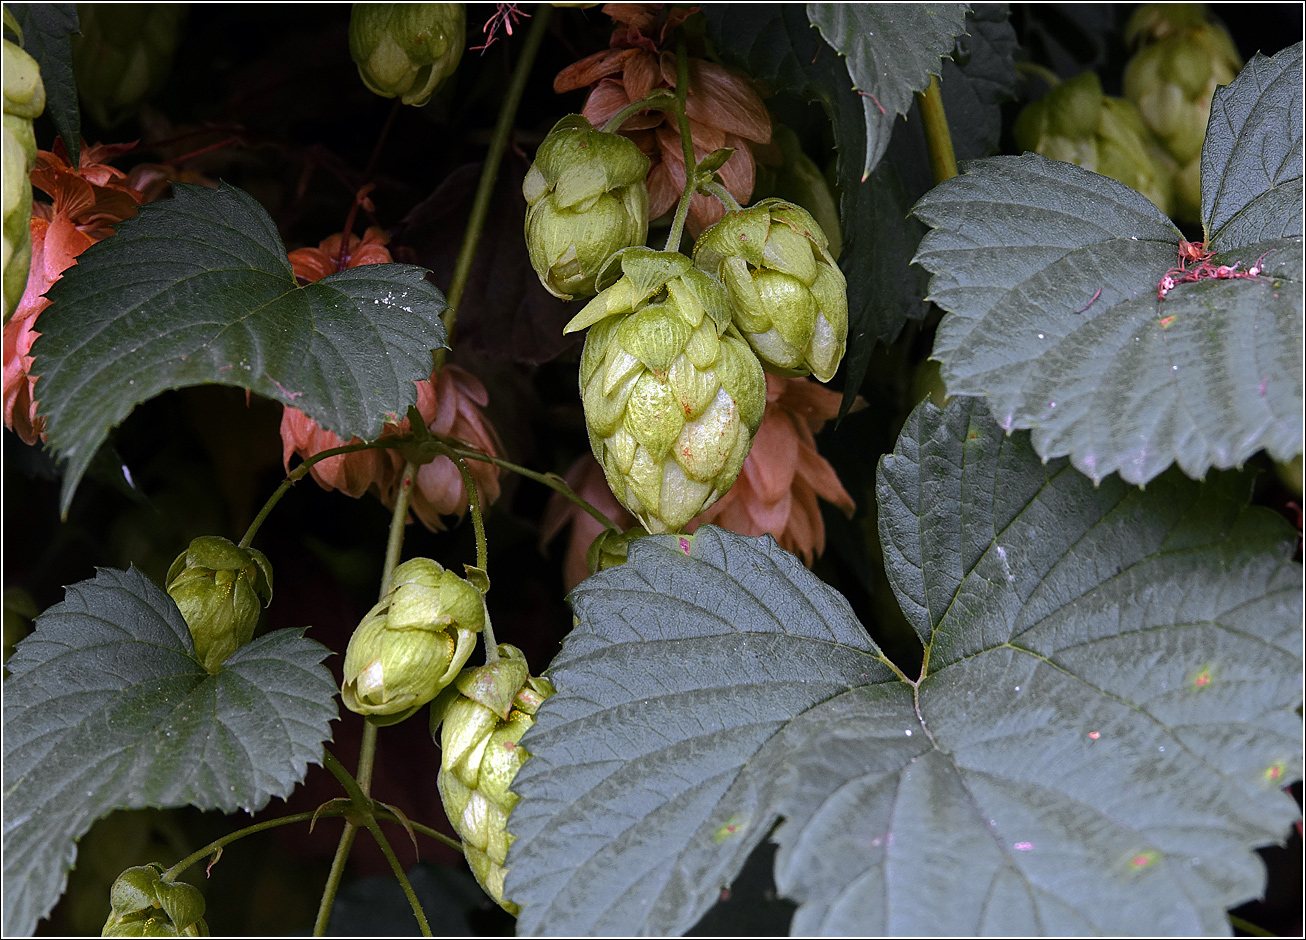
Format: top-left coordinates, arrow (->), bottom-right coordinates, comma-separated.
1014,70 -> 1176,217
693,198 -> 848,383
1123,3 -> 1241,222
565,247 -> 767,533
349,3 -> 465,107
166,537 -> 272,674
72,3 -> 187,127
2,7 -> 44,322
432,644 -> 554,915
102,864 -> 208,937
523,114 -> 650,301
341,557 -> 484,726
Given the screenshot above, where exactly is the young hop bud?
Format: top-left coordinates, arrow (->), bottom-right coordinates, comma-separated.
523,114 -> 650,301
3,7 -> 44,321
1123,4 -> 1241,222
349,3 -> 465,107
1014,71 -> 1175,218
71,3 -> 187,128
341,557 -> 484,726
565,248 -> 767,533
432,644 -> 554,914
102,864 -> 208,937
166,537 -> 273,674
693,198 -> 848,383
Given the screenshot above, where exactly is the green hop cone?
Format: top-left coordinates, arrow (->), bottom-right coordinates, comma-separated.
102,865 -> 208,937
523,114 -> 651,301
565,248 -> 767,534
431,644 -> 554,915
72,3 -> 187,128
341,557 -> 484,726
349,3 -> 465,107
692,197 -> 848,383
1014,70 -> 1176,217
584,523 -> 648,577
751,124 -> 843,260
1123,4 -> 1241,222
3,6 -> 44,322
166,537 -> 272,674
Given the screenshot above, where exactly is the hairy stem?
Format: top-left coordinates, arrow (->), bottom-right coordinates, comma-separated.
442,4 -> 553,342
915,74 -> 957,186
701,179 -> 742,213
601,89 -> 677,133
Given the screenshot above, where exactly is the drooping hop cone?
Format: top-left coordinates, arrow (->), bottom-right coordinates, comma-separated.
1013,70 -> 1176,218
1123,3 -> 1241,222
2,7 -> 44,321
523,114 -> 650,301
166,536 -> 273,674
431,644 -> 554,915
72,3 -> 187,128
693,198 -> 848,383
565,248 -> 767,534
349,3 -> 465,107
341,557 -> 485,726
102,864 -> 208,937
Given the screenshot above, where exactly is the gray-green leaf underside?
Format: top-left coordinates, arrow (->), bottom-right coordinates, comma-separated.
505,399 -> 1302,936
2,567 -> 338,937
914,43 -> 1304,486
31,182 -> 448,514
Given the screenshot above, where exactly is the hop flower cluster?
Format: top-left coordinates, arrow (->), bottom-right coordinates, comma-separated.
278,228 -> 503,531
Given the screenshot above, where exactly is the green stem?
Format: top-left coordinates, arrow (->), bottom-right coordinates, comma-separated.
915,74 -> 957,186
438,440 -> 622,533
663,32 -> 697,253
701,179 -> 741,213
442,4 -> 552,343
601,89 -> 677,132
320,752 -> 432,937
240,438 -> 401,549
379,460 -> 420,600
313,824 -> 359,937
1014,60 -> 1061,89
1228,915 -> 1277,938
445,451 -> 488,574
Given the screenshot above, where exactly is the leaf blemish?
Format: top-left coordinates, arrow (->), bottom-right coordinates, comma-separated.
1129,851 -> 1159,870
1013,841 -> 1033,851
1088,731 -> 1100,740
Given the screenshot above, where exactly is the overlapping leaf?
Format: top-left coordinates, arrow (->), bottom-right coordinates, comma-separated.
6,3 -> 80,165
807,3 -> 969,180
914,49 -> 1303,486
31,182 -> 448,514
506,399 -> 1301,936
2,567 -> 338,937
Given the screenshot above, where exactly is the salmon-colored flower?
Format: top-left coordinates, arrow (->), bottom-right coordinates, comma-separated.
543,374 -> 854,589
4,140 -> 151,443
279,226 -> 503,530
554,3 -> 771,236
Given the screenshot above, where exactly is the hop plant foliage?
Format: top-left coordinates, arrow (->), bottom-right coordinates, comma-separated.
565,248 -> 767,534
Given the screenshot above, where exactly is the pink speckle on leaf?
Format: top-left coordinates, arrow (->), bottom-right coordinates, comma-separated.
1088,731 -> 1100,740
678,536 -> 691,554
1013,842 -> 1034,851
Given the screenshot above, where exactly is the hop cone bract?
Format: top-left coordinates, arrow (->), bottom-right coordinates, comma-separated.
72,3 -> 187,127
349,3 -> 465,107
2,7 -> 44,322
166,536 -> 272,674
432,644 -> 554,915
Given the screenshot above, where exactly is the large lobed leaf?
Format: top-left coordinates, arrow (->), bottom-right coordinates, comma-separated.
1,567 -> 338,937
6,3 -> 80,165
914,43 -> 1304,486
31,182 -> 449,515
506,399 -> 1302,936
